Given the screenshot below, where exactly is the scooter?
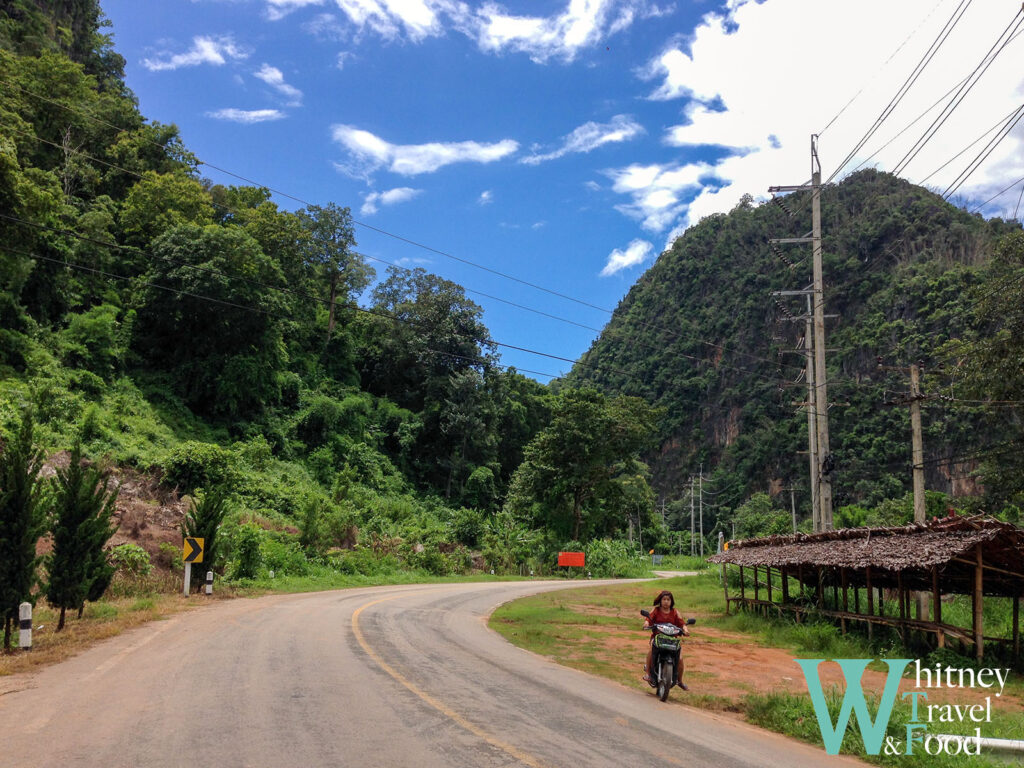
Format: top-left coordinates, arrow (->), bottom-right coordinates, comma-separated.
641,609 -> 696,702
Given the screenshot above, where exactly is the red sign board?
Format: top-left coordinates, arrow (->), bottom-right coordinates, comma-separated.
558,551 -> 585,567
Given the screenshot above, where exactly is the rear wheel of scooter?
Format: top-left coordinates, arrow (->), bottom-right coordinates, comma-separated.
658,662 -> 673,702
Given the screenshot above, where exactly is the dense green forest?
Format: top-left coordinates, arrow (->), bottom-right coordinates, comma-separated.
1,0 -> 1023,622
566,174 -> 1024,536
0,0 -> 666,612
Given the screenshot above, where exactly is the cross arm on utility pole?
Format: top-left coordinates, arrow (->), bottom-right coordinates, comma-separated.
770,237 -> 813,244
768,184 -> 812,193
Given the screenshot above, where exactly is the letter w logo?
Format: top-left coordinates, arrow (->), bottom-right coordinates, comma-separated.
795,659 -> 910,755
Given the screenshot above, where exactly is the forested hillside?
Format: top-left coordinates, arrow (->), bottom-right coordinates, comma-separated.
565,172 -> 1024,535
0,0 -> 668,610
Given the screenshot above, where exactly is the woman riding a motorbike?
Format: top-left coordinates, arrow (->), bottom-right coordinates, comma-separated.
643,589 -> 689,690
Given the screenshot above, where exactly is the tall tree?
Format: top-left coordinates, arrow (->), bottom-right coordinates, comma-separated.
505,389 -> 661,540
299,202 -> 372,346
46,443 -> 118,630
0,410 -> 48,649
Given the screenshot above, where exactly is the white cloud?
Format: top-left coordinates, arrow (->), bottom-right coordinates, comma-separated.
336,51 -> 355,68
604,161 -> 711,232
305,0 -> 665,60
254,64 -> 303,106
523,114 -> 644,164
206,108 -> 286,123
625,0 -> 1024,235
331,124 -> 519,177
266,0 -> 324,21
361,186 -> 422,214
479,190 -> 494,204
142,35 -> 249,71
601,238 -> 653,276
469,0 -> 669,63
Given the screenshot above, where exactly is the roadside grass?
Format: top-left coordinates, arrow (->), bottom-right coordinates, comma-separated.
490,574 -> 1023,768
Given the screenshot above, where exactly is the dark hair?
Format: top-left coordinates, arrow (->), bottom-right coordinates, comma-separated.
653,590 -> 674,609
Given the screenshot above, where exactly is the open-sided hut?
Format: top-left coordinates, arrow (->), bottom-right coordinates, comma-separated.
708,514 -> 1024,661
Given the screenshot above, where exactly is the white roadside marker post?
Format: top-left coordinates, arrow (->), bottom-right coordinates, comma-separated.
205,570 -> 213,595
19,602 -> 32,650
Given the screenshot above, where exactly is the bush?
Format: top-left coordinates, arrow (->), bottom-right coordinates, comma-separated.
330,547 -> 399,576
162,441 -> 234,493
110,543 -> 152,578
232,523 -> 264,579
262,535 -> 309,576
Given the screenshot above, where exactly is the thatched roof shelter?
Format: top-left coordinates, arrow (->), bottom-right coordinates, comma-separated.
707,515 -> 1024,661
708,515 -> 1024,597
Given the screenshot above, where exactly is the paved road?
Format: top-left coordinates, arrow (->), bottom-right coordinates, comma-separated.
2,581 -> 863,768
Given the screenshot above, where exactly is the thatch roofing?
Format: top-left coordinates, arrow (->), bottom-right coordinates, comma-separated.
707,515 -> 1024,597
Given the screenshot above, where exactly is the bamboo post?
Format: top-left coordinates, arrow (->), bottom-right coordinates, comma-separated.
722,564 -> 730,615
781,566 -> 790,604
739,565 -> 745,603
817,567 -> 824,608
840,568 -> 848,635
866,566 -> 874,642
832,577 -> 838,612
973,545 -> 984,662
767,566 -> 773,603
897,571 -> 906,643
854,582 -> 860,614
754,565 -> 759,603
933,566 -> 944,649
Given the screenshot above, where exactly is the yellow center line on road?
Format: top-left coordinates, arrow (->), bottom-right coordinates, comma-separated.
352,594 -> 550,768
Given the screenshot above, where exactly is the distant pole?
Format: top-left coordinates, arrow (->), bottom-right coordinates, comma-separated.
690,477 -> 695,556
790,487 -> 797,533
910,363 -> 926,523
699,464 -> 704,558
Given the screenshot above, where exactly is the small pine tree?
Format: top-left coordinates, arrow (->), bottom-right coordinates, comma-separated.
0,411 -> 48,649
46,444 -> 118,630
181,486 -> 229,590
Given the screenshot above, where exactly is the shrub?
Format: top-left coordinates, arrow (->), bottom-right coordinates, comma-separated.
162,441 -> 234,493
232,523 -> 264,579
262,535 -> 309,576
110,543 -> 152,578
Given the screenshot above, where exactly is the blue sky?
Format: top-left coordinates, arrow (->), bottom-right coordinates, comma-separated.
101,0 -> 1024,381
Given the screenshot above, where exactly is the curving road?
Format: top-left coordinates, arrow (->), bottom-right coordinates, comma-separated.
2,581 -> 863,767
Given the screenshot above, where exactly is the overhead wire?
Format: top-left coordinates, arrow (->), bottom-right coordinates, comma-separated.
817,0 -> 950,138
0,90 -> 810,379
941,103 -> 1024,200
827,0 -> 974,184
892,6 -> 1024,177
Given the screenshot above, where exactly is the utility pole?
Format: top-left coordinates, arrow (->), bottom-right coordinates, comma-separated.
805,292 -> 822,532
699,464 -> 704,558
689,477 -> 695,556
788,486 -> 797,533
910,363 -> 926,523
769,134 -> 833,531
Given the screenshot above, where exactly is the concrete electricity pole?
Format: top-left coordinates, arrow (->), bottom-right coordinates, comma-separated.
910,363 -> 926,523
689,476 -> 695,556
769,135 -> 833,531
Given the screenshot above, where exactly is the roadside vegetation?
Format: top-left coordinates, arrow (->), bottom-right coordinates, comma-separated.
491,574 -> 1024,768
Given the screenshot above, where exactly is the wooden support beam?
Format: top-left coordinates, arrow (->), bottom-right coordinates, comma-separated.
866,566 -> 874,642
754,565 -> 759,603
817,567 -> 824,608
782,567 -> 790,604
722,564 -> 730,615
933,566 -> 944,649
767,566 -> 773,603
854,584 -> 860,614
840,568 -> 848,635
739,566 -> 745,601
951,557 -> 1024,581
974,545 -> 984,662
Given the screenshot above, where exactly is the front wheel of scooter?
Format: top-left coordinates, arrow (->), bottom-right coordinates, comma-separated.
658,662 -> 673,702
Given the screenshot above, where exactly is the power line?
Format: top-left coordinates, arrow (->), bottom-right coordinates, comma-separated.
918,103 -> 1024,186
0,98 -> 809,379
892,7 -> 1024,177
827,0 -> 974,184
942,104 -> 1024,200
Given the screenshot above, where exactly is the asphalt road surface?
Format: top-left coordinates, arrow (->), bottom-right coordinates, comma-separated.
2,581 -> 864,768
